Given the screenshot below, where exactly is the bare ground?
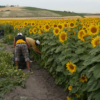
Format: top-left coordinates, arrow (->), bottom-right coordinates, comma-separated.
0,39 -> 68,100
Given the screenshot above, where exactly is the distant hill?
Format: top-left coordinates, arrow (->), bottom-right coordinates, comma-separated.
0,6 -> 85,18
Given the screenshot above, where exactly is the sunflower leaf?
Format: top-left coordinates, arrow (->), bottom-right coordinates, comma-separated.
91,54 -> 100,62
92,89 -> 100,100
75,47 -> 85,54
93,63 -> 100,79
89,45 -> 100,55
55,46 -> 62,53
56,65 -> 64,72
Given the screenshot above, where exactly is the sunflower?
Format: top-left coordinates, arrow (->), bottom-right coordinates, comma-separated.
24,22 -> 28,26
32,28 -> 37,34
66,62 -> 76,73
68,86 -> 72,91
59,31 -> 67,43
63,22 -> 68,28
66,96 -> 71,100
31,21 -> 35,27
57,24 -> 64,30
91,36 -> 100,47
69,22 -> 75,28
78,29 -> 86,41
29,28 -> 33,34
53,27 -> 60,36
44,24 -> 50,31
88,25 -> 99,36
80,75 -> 88,83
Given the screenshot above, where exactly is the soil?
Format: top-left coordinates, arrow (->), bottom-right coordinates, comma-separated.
0,39 -> 68,100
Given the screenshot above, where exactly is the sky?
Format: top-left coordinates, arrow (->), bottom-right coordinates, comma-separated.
1,0 -> 100,13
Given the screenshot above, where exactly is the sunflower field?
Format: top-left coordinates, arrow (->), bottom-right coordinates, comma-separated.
0,17 -> 100,100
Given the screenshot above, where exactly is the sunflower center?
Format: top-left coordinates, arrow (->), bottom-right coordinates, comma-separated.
70,23 -> 74,27
55,29 -> 59,33
69,65 -> 74,70
64,24 -> 67,27
32,23 -> 34,25
58,25 -> 62,29
95,39 -> 100,45
82,76 -> 85,80
54,25 -> 57,27
91,27 -> 97,33
46,25 -> 49,29
61,34 -> 66,40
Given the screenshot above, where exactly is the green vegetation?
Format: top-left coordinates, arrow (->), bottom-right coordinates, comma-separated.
23,7 -> 85,18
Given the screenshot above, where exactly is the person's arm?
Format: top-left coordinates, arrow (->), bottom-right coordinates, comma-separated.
35,47 -> 42,54
13,38 -> 16,48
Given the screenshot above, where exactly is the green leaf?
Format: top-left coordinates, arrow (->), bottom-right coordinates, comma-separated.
47,56 -> 54,63
75,47 -> 85,54
88,81 -> 98,92
55,46 -> 62,53
93,80 -> 100,91
59,55 -> 67,62
93,63 -> 100,79
83,55 -> 94,66
93,89 -> 100,100
91,54 -> 100,62
70,55 -> 79,63
89,45 -> 100,56
56,65 -> 63,72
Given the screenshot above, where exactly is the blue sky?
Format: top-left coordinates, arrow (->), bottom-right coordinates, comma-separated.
1,0 -> 100,13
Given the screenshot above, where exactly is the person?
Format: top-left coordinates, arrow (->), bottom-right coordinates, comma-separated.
13,33 -> 31,72
26,37 -> 42,54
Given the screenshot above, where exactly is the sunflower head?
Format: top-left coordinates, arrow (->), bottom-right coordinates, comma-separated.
66,96 -> 71,100
89,25 -> 99,36
53,27 -> 60,36
78,29 -> 86,41
59,31 -> 67,43
66,62 -> 76,73
80,75 -> 88,83
91,36 -> 100,47
29,28 -> 33,34
68,86 -> 72,91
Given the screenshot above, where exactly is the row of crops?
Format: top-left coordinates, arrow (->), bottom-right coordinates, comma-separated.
0,43 -> 29,99
0,17 -> 100,100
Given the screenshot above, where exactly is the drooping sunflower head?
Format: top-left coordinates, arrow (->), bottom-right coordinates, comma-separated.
80,75 -> 88,83
88,25 -> 99,36
66,62 -> 76,73
78,29 -> 86,41
53,27 -> 60,36
59,31 -> 67,43
91,36 -> 100,48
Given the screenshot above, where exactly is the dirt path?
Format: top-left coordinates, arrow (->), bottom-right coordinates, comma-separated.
0,39 -> 68,100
